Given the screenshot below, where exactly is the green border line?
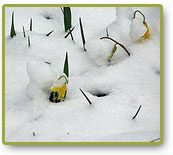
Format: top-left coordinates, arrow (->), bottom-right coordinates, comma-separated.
2,4 -> 163,145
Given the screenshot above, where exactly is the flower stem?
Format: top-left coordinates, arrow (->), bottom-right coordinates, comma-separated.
100,36 -> 130,56
58,75 -> 68,84
133,10 -> 146,24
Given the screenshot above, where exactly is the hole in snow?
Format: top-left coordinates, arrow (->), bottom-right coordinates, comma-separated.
89,90 -> 110,97
44,16 -> 53,20
154,69 -> 160,75
41,13 -> 54,20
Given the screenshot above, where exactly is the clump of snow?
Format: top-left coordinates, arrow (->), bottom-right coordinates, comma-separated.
26,58 -> 56,99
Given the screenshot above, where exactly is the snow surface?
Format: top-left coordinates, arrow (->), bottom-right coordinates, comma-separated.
5,7 -> 160,142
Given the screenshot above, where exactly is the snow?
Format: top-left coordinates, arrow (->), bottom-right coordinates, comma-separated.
5,7 -> 160,142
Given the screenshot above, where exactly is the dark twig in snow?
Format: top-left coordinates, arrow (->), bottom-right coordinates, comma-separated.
79,88 -> 92,105
132,105 -> 142,120
100,36 -> 130,56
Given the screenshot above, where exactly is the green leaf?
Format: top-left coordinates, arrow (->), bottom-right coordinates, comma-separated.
10,12 -> 16,38
79,17 -> 86,51
63,7 -> 72,32
63,52 -> 69,78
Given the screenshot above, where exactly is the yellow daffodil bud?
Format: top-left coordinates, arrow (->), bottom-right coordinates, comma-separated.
49,75 -> 68,103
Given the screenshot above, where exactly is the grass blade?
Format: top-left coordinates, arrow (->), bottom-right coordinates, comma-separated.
28,35 -> 31,47
23,26 -> 26,37
63,52 -> 69,78
46,30 -> 54,36
10,12 -> 16,38
132,105 -> 142,120
79,17 -> 86,51
106,28 -> 109,37
63,7 -> 72,32
79,88 -> 92,105
64,27 -> 75,39
30,18 -> 32,31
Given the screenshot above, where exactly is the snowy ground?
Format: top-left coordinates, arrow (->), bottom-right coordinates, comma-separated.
5,7 -> 160,142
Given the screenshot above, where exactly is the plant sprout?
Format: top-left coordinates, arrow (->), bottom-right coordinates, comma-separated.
100,36 -> 130,62
46,30 -> 54,36
10,12 -> 16,38
79,17 -> 87,51
133,10 -> 150,40
23,26 -> 26,37
30,18 -> 32,31
49,52 -> 69,103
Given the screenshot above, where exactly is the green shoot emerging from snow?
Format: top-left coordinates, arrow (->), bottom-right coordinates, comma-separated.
23,26 -> 26,37
132,105 -> 142,120
79,17 -> 87,51
46,30 -> 54,36
10,12 -> 16,38
106,28 -> 109,37
62,7 -> 72,32
30,18 -> 32,31
133,10 -> 150,40
79,88 -> 92,105
28,36 -> 31,47
63,52 -> 69,78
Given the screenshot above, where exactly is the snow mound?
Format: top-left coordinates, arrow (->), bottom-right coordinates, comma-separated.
26,58 -> 56,99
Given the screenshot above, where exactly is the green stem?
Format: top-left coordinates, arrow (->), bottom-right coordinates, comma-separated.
58,75 -> 68,84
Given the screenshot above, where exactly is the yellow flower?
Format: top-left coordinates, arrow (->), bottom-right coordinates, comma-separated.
140,22 -> 150,40
49,75 -> 68,102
